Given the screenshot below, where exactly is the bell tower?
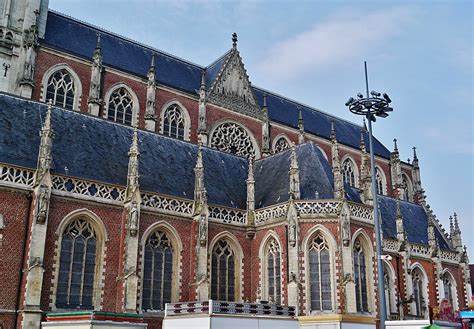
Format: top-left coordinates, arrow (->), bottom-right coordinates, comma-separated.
0,0 -> 49,97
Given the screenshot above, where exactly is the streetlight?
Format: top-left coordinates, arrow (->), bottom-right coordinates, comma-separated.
345,61 -> 393,329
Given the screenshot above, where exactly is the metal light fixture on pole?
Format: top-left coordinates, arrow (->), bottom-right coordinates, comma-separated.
345,61 -> 393,329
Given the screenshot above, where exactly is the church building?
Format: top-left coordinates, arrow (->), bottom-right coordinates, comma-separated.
0,1 -> 471,328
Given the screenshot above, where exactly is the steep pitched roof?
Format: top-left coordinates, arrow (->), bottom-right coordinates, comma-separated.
379,196 -> 451,250
41,11 -> 391,159
0,93 -> 247,208
254,143 -> 362,208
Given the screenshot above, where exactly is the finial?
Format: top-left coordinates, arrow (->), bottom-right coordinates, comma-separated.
360,129 -> 365,149
96,32 -> 101,49
407,158 -> 410,164
362,118 -> 367,131
454,212 -> 459,230
248,155 -> 254,180
393,138 -> 398,152
232,32 -> 238,48
449,215 -> 454,232
150,53 -> 155,68
200,70 -> 206,88
412,146 -> 418,160
298,107 -> 302,121
330,121 -> 336,141
263,93 -> 267,108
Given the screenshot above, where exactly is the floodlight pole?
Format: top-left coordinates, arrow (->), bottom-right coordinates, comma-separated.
364,62 -> 387,329
345,61 -> 393,329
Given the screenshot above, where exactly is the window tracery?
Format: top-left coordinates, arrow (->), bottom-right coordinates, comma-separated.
56,218 -> 97,309
308,235 -> 332,311
265,238 -> 281,304
210,122 -> 255,158
107,87 -> 134,126
274,137 -> 290,153
162,104 -> 185,140
353,239 -> 368,312
342,158 -> 356,187
442,272 -> 455,307
46,69 -> 75,110
211,240 -> 235,301
142,231 -> 173,311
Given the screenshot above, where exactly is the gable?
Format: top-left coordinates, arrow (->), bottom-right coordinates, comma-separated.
207,49 -> 261,119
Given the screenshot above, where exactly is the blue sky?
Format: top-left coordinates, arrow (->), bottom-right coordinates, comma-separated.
49,0 -> 473,255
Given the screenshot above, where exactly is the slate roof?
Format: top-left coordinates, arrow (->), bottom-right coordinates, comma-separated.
255,143 -> 361,208
0,94 -> 247,208
379,196 -> 451,250
0,93 -> 452,250
42,11 -> 390,159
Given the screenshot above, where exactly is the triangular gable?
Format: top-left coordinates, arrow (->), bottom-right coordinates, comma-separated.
207,48 -> 261,118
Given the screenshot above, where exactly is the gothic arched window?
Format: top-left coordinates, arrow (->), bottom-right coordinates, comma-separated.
211,240 -> 235,301
353,239 -> 368,312
274,137 -> 290,153
342,158 -> 356,187
46,69 -> 75,110
309,235 -> 332,311
56,218 -> 97,309
142,231 -> 173,311
107,87 -> 134,126
442,272 -> 455,307
402,175 -> 413,202
264,238 -> 281,304
162,104 -> 185,140
210,122 -> 257,158
412,267 -> 425,317
384,264 -> 395,316
376,168 -> 385,195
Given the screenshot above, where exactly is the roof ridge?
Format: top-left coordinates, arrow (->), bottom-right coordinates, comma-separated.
252,85 -> 365,130
48,9 -> 205,69
206,49 -> 232,69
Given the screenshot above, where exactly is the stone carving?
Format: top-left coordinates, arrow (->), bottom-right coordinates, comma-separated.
129,201 -> 139,236
210,122 -> 255,158
199,214 -> 207,246
145,55 -> 156,121
89,33 -> 102,104
207,42 -> 260,119
341,212 -> 350,247
35,185 -> 49,224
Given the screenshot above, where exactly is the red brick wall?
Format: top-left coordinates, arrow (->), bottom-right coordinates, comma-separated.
0,190 -> 31,329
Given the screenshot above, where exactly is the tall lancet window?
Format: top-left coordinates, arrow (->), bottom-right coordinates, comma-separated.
163,104 -> 185,140
107,87 -> 134,125
412,268 -> 425,317
56,218 -> 97,309
142,231 -> 173,311
265,238 -> 282,304
309,235 -> 332,311
376,168 -> 385,195
46,69 -> 75,110
211,240 -> 235,301
353,239 -> 368,312
342,158 -> 356,187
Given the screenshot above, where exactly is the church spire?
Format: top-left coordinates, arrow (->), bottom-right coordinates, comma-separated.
145,53 -> 157,131
298,107 -> 305,144
88,33 -> 103,117
289,144 -> 300,200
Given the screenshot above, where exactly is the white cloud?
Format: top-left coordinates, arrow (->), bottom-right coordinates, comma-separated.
257,6 -> 414,82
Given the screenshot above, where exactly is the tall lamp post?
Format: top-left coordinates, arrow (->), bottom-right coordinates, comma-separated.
345,62 -> 393,329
